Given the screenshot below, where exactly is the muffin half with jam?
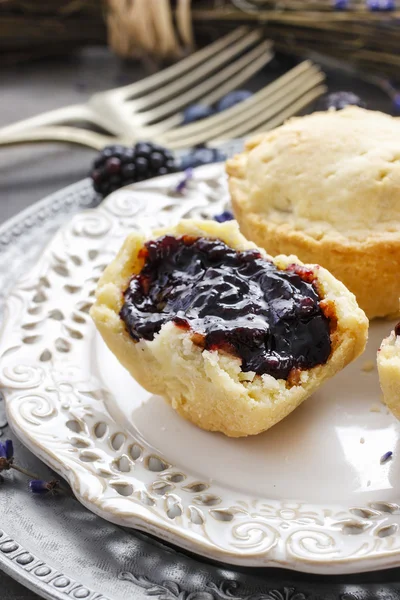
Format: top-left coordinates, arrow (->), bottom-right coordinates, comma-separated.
91,220 -> 368,437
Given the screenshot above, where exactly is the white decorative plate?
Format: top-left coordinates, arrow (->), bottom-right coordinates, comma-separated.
1,164 -> 400,575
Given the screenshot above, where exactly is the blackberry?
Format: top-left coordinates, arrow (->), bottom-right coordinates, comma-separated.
91,142 -> 178,197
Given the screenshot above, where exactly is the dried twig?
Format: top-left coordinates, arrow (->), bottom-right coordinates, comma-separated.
0,0 -> 399,78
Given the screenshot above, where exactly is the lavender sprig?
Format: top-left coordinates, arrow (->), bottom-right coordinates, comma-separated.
175,168 -> 193,194
29,479 -> 60,495
0,439 -> 13,461
0,439 -> 13,477
0,438 -> 63,495
380,451 -> 393,464
214,211 -> 234,223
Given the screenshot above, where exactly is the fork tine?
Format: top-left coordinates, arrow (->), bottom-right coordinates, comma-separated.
133,61 -> 317,140
207,75 -> 325,142
140,41 -> 273,126
249,86 -> 327,134
114,27 -> 252,99
162,71 -> 325,147
166,82 -> 326,150
130,30 -> 265,111
188,78 -> 321,145
134,46 -> 274,136
163,61 -> 318,140
190,48 -> 275,113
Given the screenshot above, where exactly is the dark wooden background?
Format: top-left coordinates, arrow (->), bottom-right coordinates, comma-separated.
0,45 -> 394,599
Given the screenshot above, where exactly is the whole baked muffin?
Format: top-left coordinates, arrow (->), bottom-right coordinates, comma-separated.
227,107 -> 400,319
91,219 -> 367,437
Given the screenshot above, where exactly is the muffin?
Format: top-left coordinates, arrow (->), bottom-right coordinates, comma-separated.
378,323 -> 400,419
227,107 -> 400,319
91,219 -> 368,437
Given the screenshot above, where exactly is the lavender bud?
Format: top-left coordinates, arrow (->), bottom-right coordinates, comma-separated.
214,211 -> 234,223
4,440 -> 13,460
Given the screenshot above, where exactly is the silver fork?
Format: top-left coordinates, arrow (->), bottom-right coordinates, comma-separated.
0,28 -> 269,147
0,28 -> 326,150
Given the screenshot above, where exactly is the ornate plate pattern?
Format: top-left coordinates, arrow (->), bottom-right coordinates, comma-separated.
2,164 -> 400,576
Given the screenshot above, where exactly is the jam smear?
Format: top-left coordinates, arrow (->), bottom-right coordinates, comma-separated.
120,235 -> 332,380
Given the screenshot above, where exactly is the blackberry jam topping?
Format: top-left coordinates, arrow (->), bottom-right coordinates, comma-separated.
120,236 -> 332,380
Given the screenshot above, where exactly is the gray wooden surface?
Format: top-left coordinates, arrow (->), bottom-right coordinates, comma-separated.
0,46 -> 393,600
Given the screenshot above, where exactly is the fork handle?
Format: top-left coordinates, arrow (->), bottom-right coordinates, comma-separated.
0,126 -> 115,150
0,104 -> 101,138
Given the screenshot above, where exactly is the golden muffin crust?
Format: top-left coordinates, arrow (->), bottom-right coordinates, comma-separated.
91,219 -> 368,437
227,107 -> 400,319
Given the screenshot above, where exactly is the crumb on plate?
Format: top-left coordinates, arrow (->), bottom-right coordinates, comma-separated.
362,360 -> 375,373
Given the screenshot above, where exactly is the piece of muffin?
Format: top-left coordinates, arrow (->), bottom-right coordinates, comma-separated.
378,323 -> 400,419
227,107 -> 400,319
91,219 -> 368,437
